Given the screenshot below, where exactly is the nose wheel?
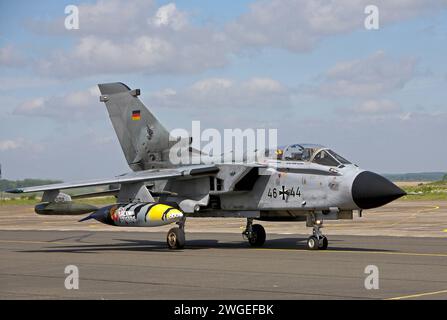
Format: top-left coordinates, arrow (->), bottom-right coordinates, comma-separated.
243,218 -> 266,247
307,218 -> 328,250
307,235 -> 328,250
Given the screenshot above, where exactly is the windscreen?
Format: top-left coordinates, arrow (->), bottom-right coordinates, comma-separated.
327,150 -> 351,164
312,150 -> 340,167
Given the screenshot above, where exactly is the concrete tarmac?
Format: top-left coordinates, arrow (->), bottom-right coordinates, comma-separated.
0,201 -> 446,300
1,200 -> 447,237
1,230 -> 447,300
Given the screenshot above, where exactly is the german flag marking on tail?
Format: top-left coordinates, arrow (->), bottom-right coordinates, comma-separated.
131,110 -> 141,121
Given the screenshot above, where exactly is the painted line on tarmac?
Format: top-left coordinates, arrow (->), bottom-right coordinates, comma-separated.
388,205 -> 440,228
385,289 -> 447,300
255,248 -> 447,258
420,205 -> 440,212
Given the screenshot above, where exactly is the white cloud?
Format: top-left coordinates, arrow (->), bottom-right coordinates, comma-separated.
0,76 -> 57,91
39,36 -> 172,76
38,31 -> 231,76
0,132 -> 127,180
275,110 -> 447,172
0,138 -> 44,153
0,139 -> 24,151
228,0 -> 447,53
33,1 -> 231,77
336,99 -> 401,117
355,100 -> 400,114
15,97 -> 45,113
242,78 -> 285,93
14,86 -> 101,119
190,78 -> 233,93
0,45 -> 26,67
150,3 -> 188,30
150,77 -> 291,111
313,51 -> 417,97
25,0 -> 447,77
28,0 -> 156,37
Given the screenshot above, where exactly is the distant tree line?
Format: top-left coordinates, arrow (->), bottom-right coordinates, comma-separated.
382,172 -> 446,182
0,179 -> 62,192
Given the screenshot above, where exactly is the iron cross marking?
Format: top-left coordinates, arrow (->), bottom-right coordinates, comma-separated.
279,186 -> 288,200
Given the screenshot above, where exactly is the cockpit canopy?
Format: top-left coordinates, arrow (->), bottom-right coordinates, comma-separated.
276,144 -> 351,167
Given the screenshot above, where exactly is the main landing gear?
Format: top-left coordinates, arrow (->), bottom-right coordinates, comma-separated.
166,216 -> 328,250
307,219 -> 328,250
242,218 -> 266,247
166,217 -> 186,249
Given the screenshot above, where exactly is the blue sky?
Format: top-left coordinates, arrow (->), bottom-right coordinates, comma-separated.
0,0 -> 446,180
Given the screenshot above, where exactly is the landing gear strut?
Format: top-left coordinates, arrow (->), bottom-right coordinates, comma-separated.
242,218 -> 266,247
166,217 -> 186,249
307,217 -> 328,250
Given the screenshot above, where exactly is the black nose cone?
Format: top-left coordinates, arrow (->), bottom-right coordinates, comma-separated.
352,171 -> 406,209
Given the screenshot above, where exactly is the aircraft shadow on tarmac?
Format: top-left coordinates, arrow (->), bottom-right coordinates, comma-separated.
19,237 -> 394,254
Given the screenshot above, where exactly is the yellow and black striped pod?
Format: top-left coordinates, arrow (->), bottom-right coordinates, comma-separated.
84,202 -> 183,227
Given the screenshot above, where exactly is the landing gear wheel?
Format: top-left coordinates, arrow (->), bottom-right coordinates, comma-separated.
166,227 -> 185,249
248,224 -> 266,247
307,236 -> 319,250
319,236 -> 328,250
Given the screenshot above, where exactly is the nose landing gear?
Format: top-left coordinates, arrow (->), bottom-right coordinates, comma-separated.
307,218 -> 328,250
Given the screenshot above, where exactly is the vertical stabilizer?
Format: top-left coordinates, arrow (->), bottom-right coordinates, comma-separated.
98,82 -> 171,171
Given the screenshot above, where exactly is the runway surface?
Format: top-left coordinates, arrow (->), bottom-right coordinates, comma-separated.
1,230 -> 447,300
1,201 -> 447,237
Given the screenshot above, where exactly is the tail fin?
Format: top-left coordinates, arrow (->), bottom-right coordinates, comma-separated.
98,82 -> 171,171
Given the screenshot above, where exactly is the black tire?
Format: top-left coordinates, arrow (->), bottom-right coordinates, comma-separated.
248,224 -> 266,247
166,227 -> 185,249
319,236 -> 328,250
307,236 -> 319,250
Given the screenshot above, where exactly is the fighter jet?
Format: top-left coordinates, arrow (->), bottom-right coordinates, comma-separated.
7,82 -> 406,250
